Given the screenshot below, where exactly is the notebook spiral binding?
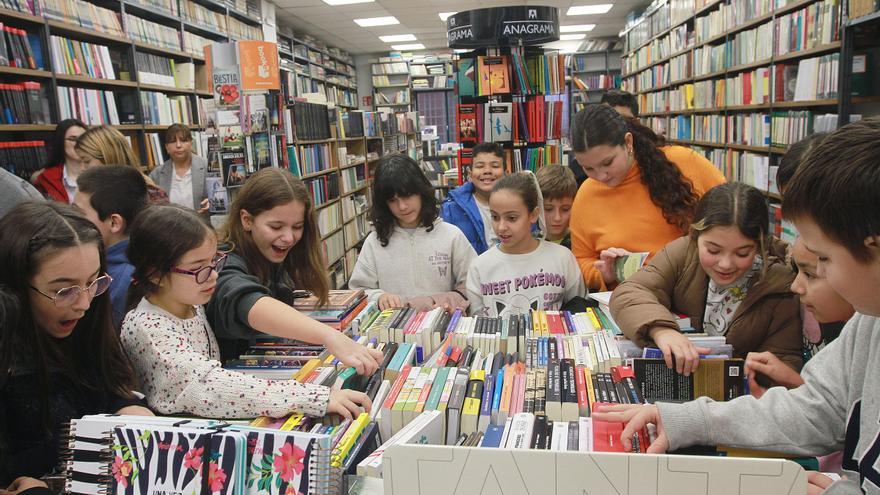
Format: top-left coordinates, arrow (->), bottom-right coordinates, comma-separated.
308,443 -> 345,495
59,420 -> 116,495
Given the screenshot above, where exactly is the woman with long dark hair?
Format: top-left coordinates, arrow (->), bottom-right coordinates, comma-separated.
32,119 -> 87,203
349,155 -> 476,310
569,104 -> 725,291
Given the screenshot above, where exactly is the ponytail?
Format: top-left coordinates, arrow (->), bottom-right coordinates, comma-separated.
571,104 -> 699,232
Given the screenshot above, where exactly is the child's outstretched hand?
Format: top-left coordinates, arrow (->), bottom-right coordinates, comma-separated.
591,403 -> 669,454
378,292 -> 403,310
595,247 -> 631,286
745,351 -> 804,397
328,387 -> 372,421
433,291 -> 470,312
324,330 -> 383,376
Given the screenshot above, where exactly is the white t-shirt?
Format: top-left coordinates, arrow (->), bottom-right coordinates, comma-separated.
169,167 -> 194,209
475,196 -> 498,248
466,241 -> 586,318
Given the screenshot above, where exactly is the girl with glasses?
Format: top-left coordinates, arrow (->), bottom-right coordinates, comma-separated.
122,204 -> 370,420
0,201 -> 150,484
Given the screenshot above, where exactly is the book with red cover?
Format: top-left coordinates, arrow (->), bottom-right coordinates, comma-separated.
457,104 -> 478,143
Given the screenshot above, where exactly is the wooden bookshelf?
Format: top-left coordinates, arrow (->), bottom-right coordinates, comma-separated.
619,0 -> 846,196
569,44 -> 623,115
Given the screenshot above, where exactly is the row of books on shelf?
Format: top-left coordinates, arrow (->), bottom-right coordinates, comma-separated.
125,13 -> 182,52
0,80 -> 49,124
662,110 -> 838,146
183,0 -> 227,32
0,24 -> 38,70
49,36 -> 121,80
375,90 -> 409,105
303,172 -> 339,206
640,54 -> 838,111
288,142 -> 333,176
701,148 -> 777,193
373,61 -> 408,75
41,0 -> 124,37
412,75 -> 452,89
316,201 -> 342,239
137,54 -> 197,89
372,75 -> 409,86
183,31 -> 211,57
624,24 -> 690,75
340,162 -> 366,192
140,91 -> 192,125
0,140 -> 47,177
457,96 -> 563,145
129,0 -> 178,16
322,228 -> 345,264
572,74 -> 620,91
849,0 -> 879,18
0,0 -> 38,15
57,86 -> 134,125
456,54 -> 567,98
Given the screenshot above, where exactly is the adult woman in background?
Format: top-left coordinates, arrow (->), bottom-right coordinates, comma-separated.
569,103 -> 725,291
148,124 -> 209,213
32,119 -> 87,203
75,125 -> 168,203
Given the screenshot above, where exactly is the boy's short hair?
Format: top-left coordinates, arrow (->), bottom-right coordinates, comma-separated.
77,165 -> 148,234
472,142 -> 504,160
537,164 -> 578,200
601,89 -> 639,118
165,123 -> 192,143
783,119 -> 880,262
777,133 -> 827,192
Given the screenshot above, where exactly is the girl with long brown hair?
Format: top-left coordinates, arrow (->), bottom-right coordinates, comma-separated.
205,168 -> 382,375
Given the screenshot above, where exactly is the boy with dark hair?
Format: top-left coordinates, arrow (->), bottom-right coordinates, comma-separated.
600,89 -> 639,118
441,142 -> 506,254
594,118 -> 880,494
536,164 -> 578,249
776,132 -> 827,194
75,165 -> 148,328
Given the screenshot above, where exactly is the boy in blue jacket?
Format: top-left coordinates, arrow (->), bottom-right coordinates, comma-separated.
441,142 -> 505,254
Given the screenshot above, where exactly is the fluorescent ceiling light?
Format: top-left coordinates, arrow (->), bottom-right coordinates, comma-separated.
560,24 -> 596,32
391,43 -> 425,50
566,4 -> 613,15
380,34 -> 417,42
439,12 -> 456,21
354,16 -> 399,27
560,33 -> 587,40
322,0 -> 373,4
543,40 -> 583,53
453,48 -> 471,53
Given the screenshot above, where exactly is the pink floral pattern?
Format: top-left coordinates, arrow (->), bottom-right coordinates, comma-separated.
184,446 -> 204,471
284,486 -> 304,495
273,442 -> 305,482
112,456 -> 133,487
208,462 -> 228,492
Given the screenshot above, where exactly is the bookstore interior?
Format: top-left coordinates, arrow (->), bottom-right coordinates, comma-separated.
0,0 -> 879,492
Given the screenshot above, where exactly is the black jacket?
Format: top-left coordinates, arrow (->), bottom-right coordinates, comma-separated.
0,367 -> 144,484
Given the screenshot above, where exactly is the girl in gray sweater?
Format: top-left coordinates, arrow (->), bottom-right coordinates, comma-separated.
349,155 -> 476,311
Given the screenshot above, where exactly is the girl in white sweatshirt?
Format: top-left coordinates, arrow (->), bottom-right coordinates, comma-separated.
348,155 -> 477,311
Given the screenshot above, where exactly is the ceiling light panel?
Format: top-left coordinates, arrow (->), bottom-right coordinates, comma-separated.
380,34 -> 417,42
354,16 -> 399,26
566,4 -> 613,15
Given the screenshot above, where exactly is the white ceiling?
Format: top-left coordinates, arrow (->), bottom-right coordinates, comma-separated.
273,0 -> 650,55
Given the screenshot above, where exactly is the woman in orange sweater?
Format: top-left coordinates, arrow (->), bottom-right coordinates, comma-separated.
569,104 -> 725,291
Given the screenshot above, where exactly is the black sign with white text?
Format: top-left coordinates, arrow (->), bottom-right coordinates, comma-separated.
446,6 -> 560,48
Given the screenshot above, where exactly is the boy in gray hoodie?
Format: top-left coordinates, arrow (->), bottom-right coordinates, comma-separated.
594,118 -> 880,495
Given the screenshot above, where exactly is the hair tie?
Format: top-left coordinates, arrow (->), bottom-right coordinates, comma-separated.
523,170 -> 546,239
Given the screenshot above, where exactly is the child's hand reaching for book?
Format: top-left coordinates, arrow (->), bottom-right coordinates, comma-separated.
745,351 -> 804,397
378,293 -> 403,310
806,472 -> 838,494
115,405 -> 154,416
592,404 -> 669,454
595,248 -> 630,286
324,330 -> 383,376
433,291 -> 470,312
649,327 -> 710,376
328,387 -> 372,421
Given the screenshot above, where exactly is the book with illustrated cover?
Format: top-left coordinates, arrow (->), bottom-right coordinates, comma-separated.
252,132 -> 272,170
457,104 -> 478,143
220,149 -> 246,187
478,56 -> 510,96
206,175 -> 228,213
293,289 -> 365,311
614,252 -> 649,282
456,58 -> 475,97
245,93 -> 269,133
484,102 -> 513,142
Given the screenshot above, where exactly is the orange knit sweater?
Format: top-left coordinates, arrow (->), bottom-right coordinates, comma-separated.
570,145 -> 726,291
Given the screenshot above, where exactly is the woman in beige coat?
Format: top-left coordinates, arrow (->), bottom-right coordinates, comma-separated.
611,182 -> 802,377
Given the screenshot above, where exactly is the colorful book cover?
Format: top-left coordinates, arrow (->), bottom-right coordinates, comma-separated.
206,175 -> 228,213
484,102 -> 512,142
457,104 -> 478,143
239,41 -> 281,91
210,432 -> 248,495
252,132 -> 272,170
613,252 -> 649,282
456,58 -> 475,97
233,427 -> 330,495
220,149 -> 247,187
110,426 -> 212,495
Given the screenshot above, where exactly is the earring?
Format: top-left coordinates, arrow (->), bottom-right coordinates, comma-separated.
627,149 -> 633,156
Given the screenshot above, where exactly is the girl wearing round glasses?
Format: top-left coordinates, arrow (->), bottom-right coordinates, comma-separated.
121,204 -> 372,420
0,201 -> 151,484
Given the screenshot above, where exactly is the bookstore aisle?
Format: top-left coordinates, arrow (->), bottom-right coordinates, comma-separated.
5,0 -> 879,493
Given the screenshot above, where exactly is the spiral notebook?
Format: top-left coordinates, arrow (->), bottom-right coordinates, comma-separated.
62,415 -> 341,495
